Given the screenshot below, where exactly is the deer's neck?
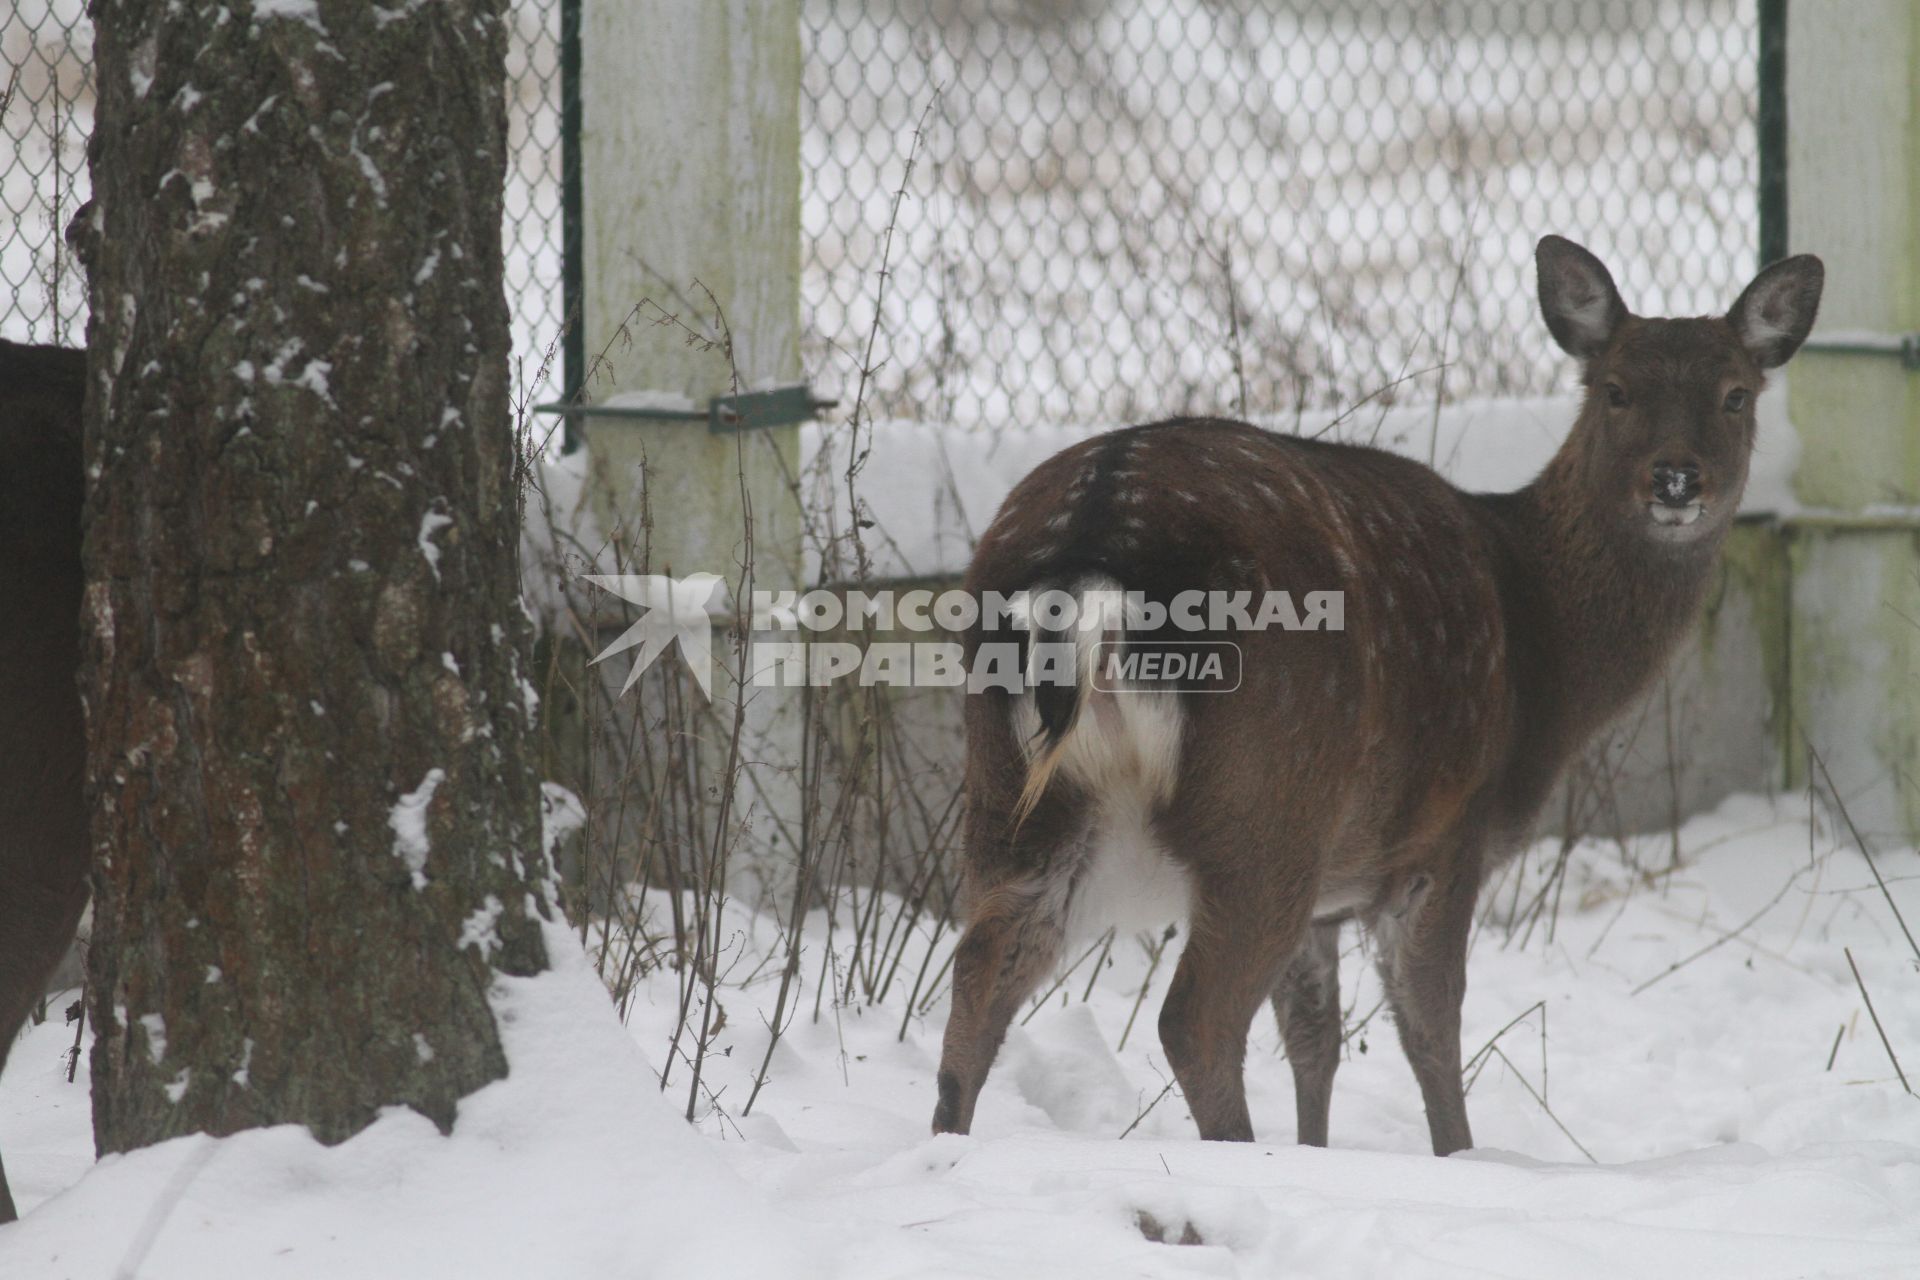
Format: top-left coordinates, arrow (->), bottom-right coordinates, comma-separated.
1500,440 -> 1722,748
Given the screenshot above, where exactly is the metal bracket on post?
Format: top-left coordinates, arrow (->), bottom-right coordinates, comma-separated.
709,385 -> 839,433
1799,333 -> 1920,371
534,384 -> 838,434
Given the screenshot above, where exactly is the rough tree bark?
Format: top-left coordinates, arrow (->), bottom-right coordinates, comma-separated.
76,0 -> 551,1153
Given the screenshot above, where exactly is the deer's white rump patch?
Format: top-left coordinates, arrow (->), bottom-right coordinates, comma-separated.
1012,577 -> 1192,943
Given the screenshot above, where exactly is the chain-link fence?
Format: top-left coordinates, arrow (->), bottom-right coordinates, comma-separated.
801,0 -> 1765,428
10,2 -> 1765,432
1,0 -> 91,349
1,1 -> 566,400
504,0 -> 568,399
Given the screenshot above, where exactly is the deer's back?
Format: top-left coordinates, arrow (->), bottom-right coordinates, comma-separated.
970,417 -> 1523,871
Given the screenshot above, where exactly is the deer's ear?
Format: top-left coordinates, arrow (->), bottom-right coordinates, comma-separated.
1536,235 -> 1628,360
1728,255 -> 1824,369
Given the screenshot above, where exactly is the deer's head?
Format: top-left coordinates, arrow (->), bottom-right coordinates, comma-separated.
1535,235 -> 1823,548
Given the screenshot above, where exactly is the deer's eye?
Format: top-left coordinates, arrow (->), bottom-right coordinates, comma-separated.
1723,388 -> 1750,413
1605,382 -> 1629,409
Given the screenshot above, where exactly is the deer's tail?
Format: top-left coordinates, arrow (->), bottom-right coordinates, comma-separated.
1010,575 -> 1182,827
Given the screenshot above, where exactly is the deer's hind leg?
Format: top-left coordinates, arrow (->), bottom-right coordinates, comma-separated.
1372,862 -> 1477,1156
931,795 -> 1089,1136
1156,861 -> 1317,1142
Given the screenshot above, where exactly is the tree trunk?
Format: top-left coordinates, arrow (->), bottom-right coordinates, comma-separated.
77,0 -> 550,1154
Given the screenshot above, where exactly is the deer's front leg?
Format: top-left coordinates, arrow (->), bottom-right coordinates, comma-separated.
1271,919 -> 1343,1147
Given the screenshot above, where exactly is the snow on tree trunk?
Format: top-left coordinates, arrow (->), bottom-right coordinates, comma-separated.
76,0 -> 551,1155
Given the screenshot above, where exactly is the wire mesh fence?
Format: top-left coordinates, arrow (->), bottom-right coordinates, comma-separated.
504,0 -> 568,400
8,2 -> 1762,434
0,0 -> 91,349
800,0 -> 1764,429
0,0 -> 567,401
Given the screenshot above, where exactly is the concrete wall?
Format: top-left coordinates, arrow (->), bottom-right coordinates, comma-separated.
1782,0 -> 1920,843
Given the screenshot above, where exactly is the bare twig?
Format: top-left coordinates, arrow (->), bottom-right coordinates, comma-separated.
1082,928 -> 1119,1003
1118,925 -> 1176,1053
1119,1076 -> 1177,1140
1844,947 -> 1912,1096
1462,1000 -> 1545,1096
1808,740 -> 1920,966
1021,928 -> 1116,1026
1630,861 -> 1805,996
1340,996 -> 1386,1050
1205,234 -> 1250,416
1307,362 -> 1450,440
842,90 -> 942,584
1490,1045 -> 1596,1163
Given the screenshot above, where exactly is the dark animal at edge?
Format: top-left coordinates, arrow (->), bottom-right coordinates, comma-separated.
0,340 -> 87,1223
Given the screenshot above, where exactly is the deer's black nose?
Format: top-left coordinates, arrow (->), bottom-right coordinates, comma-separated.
1651,463 -> 1701,507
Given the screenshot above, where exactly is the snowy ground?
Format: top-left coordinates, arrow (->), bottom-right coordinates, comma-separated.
3,792 -> 1919,1278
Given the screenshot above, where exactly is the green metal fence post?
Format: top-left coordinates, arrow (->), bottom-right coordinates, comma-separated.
1757,0 -> 1788,268
560,0 -> 584,449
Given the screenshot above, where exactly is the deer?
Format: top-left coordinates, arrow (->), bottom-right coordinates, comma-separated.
0,340 -> 88,1223
930,237 -> 1823,1155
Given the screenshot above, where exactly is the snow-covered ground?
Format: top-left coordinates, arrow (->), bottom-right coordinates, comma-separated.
4,791 -> 1919,1277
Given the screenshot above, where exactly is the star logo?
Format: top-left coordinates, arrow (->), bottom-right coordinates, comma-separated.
582,573 -> 725,699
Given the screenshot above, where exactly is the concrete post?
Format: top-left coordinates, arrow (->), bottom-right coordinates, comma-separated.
1784,2 -> 1920,840
579,0 -> 804,582
576,0 -> 807,904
